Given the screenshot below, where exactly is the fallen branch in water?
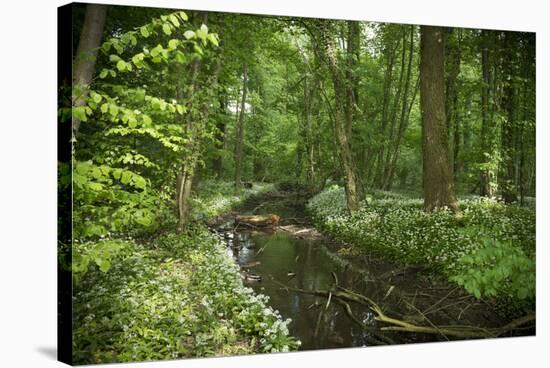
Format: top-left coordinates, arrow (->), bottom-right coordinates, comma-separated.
271,277 -> 535,340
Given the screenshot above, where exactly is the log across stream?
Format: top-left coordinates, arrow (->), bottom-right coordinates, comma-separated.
212,191 -> 534,350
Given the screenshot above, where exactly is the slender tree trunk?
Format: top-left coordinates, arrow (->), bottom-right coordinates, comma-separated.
420,26 -> 458,212
500,33 -> 518,204
177,59 -> 201,231
445,29 -> 462,179
324,28 -> 361,211
383,26 -> 415,190
234,63 -> 248,191
374,36 -> 398,187
345,21 -> 364,199
480,30 -> 494,197
213,90 -> 227,177
72,4 -> 107,139
381,28 -> 407,188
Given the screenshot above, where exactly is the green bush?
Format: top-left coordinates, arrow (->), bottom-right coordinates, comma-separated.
74,228 -> 299,364
450,237 -> 535,300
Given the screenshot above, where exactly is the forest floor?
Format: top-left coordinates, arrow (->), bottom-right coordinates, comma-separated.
221,189 -> 535,345
306,185 -> 536,316
72,182 -> 535,364
72,182 -> 299,365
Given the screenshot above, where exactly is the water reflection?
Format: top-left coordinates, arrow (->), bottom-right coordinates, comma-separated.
229,231 -> 376,350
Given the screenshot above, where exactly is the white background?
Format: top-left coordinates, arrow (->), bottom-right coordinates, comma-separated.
0,0 -> 547,367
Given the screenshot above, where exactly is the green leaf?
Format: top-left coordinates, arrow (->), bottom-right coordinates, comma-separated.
116,60 -> 126,71
194,44 -> 203,55
168,39 -> 179,50
175,50 -> 187,64
200,24 -> 208,34
75,162 -> 91,175
142,114 -> 152,125
196,28 -> 207,42
150,44 -> 163,58
184,30 -> 195,40
121,171 -> 132,184
100,103 -> 109,113
176,105 -> 185,115
108,104 -> 119,117
169,14 -> 180,27
109,54 -> 121,62
90,91 -> 102,104
73,106 -> 87,122
208,33 -> 219,47
133,176 -> 146,189
179,11 -> 188,21
99,69 -> 109,79
162,23 -> 172,35
112,169 -> 122,180
88,182 -> 103,191
140,26 -> 150,38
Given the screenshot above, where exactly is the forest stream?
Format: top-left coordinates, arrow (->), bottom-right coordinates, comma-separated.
212,191 -> 533,350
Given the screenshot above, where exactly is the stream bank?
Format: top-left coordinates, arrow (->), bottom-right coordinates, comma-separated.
212,190 -> 535,350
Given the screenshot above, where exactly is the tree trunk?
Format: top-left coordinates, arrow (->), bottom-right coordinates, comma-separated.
373,34 -> 399,188
500,33 -> 518,204
420,26 -> 458,212
383,25 -> 415,190
445,29 -> 462,180
320,23 -> 361,211
480,30 -> 494,197
213,90 -> 227,177
72,4 -> 107,139
381,28 -> 407,188
234,63 -> 248,191
177,58 -> 201,232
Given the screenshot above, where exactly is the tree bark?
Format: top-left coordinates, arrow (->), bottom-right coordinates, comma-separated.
72,4 -> 107,139
500,33 -> 518,204
420,26 -> 458,212
374,32 -> 399,187
213,89 -> 227,177
383,25 -> 415,190
381,28 -> 407,188
318,21 -> 361,211
480,30 -> 494,197
445,29 -> 462,179
234,62 -> 248,191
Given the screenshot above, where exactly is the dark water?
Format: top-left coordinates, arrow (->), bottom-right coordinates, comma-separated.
217,194 -> 520,350
232,231 -> 374,349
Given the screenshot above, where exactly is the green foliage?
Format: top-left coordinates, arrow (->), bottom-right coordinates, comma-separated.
450,237 -> 535,300
190,180 -> 275,222
73,227 -> 299,364
307,186 -> 535,303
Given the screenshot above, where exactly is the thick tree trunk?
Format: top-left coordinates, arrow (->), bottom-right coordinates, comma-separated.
72,4 -> 107,139
234,63 -> 248,191
420,26 -> 458,212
